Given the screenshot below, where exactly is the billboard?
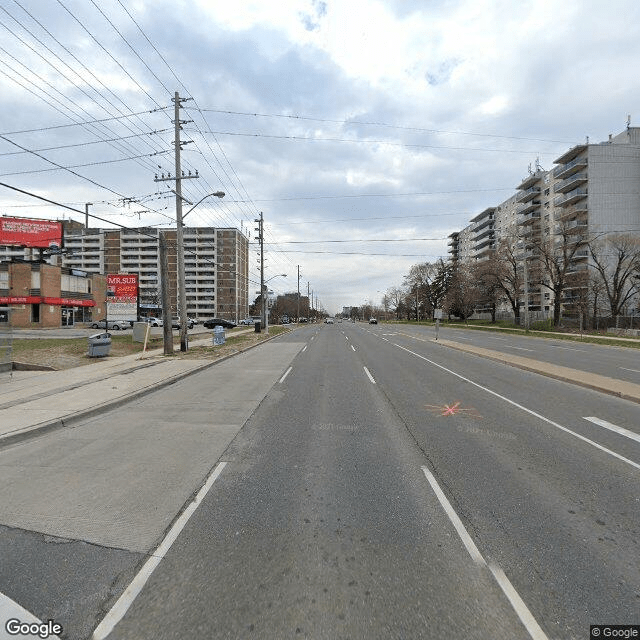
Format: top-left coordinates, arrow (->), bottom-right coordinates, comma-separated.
106,274 -> 138,321
0,217 -> 63,249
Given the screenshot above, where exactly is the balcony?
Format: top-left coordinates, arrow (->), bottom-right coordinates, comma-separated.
554,172 -> 588,194
475,238 -> 495,252
553,156 -> 588,180
518,200 -> 541,215
516,173 -> 542,191
558,202 -> 588,220
516,186 -> 541,203
554,187 -> 587,207
475,227 -> 494,241
554,144 -> 588,166
518,211 -> 541,225
474,217 -> 494,232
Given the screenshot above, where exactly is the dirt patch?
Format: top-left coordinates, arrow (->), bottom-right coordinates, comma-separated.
8,327 -> 291,370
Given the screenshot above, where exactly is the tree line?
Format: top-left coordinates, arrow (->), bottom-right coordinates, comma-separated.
383,226 -> 640,329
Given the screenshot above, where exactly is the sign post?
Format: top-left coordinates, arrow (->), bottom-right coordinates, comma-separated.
434,308 -> 443,340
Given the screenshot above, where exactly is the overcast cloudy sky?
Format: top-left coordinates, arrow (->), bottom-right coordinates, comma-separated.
1,0 -> 639,313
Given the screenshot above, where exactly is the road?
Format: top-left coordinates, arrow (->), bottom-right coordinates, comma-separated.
0,323 -> 638,639
393,322 -> 640,385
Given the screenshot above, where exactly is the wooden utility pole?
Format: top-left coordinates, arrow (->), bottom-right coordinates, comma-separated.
159,232 -> 174,355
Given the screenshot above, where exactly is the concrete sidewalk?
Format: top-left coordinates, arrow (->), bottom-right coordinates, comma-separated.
0,328 -> 261,447
435,338 -> 640,404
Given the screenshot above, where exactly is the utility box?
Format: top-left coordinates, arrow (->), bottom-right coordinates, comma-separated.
254,320 -> 261,333
213,326 -> 226,346
88,332 -> 112,357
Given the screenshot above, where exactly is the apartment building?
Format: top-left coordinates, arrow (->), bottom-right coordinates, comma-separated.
58,222 -> 249,322
449,126 -> 640,319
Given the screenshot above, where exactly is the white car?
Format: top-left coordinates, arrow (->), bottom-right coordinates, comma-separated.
325,317 -> 335,324
144,316 -> 163,327
239,318 -> 255,325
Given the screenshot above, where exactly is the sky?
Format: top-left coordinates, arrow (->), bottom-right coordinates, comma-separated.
1,0 -> 640,314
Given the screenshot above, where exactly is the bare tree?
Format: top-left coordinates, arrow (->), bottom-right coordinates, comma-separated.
403,259 -> 451,320
588,233 -> 640,320
443,263 -> 482,322
530,220 -> 589,327
385,286 -> 407,320
476,231 -> 522,322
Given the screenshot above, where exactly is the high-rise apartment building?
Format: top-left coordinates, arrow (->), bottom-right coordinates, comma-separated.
60,222 -> 249,322
449,126 -> 640,319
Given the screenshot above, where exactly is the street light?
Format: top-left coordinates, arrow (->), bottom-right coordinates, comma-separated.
263,274 -> 286,334
176,191 -> 225,352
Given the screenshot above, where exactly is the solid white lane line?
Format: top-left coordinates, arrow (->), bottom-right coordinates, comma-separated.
363,366 -> 376,384
488,564 -> 549,640
510,346 -> 533,351
92,462 -> 227,640
279,367 -> 293,383
555,346 -> 587,352
620,367 -> 640,374
584,417 -> 640,444
421,467 -> 549,640
351,345 -> 356,352
395,344 -> 640,471
421,466 -> 485,565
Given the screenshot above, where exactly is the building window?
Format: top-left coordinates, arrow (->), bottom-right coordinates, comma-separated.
31,304 -> 40,323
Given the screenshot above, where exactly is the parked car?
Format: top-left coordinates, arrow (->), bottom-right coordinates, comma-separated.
369,317 -> 378,324
143,317 -> 163,327
171,317 -> 195,329
239,318 -> 255,325
325,317 -> 335,324
203,317 -> 237,329
90,319 -> 127,330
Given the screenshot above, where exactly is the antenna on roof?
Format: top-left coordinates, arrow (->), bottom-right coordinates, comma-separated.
627,114 -> 631,130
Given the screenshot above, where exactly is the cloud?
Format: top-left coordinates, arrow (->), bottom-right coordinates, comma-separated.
2,0 -> 640,312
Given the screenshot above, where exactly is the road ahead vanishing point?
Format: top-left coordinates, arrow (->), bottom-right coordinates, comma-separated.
0,323 -> 638,639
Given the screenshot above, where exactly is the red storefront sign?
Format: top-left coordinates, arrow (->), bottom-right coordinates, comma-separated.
0,217 -> 63,248
0,296 -> 95,307
107,274 -> 138,302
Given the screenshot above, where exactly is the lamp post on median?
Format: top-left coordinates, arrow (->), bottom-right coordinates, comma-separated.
176,191 -> 225,352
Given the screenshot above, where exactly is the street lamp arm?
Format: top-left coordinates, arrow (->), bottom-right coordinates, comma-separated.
182,191 -> 225,221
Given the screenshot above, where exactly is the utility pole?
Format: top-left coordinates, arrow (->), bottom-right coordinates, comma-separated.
297,265 -> 301,323
158,232 -> 174,355
154,91 -> 198,352
255,212 -> 264,331
85,203 -> 92,228
307,281 -> 310,319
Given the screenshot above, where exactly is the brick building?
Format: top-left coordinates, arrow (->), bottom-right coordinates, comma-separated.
0,261 -> 106,328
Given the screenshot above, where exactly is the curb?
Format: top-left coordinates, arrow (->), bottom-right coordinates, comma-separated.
434,338 -> 640,405
0,329 -> 290,449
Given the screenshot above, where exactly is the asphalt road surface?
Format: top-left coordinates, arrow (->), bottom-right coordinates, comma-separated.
1,323 -> 638,639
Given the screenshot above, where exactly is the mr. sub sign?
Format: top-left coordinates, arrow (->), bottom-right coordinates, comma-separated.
106,274 -> 138,322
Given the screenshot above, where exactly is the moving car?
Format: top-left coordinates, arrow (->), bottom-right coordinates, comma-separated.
90,319 -> 127,330
203,317 -> 237,329
369,317 -> 378,324
325,317 -> 334,324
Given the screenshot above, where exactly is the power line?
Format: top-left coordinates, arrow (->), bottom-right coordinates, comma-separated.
0,129 -> 170,156
0,108 -> 169,136
194,129 -> 560,155
194,107 -> 575,145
